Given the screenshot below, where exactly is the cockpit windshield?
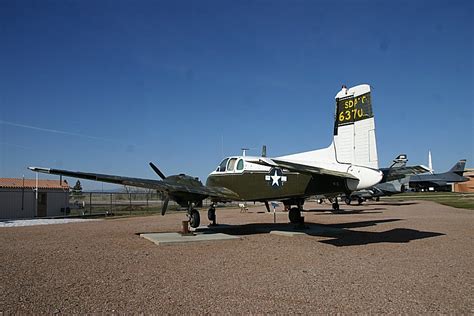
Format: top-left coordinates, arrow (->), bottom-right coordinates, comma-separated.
216,158 -> 229,172
227,158 -> 237,172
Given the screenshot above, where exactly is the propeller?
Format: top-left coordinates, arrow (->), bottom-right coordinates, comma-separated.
161,196 -> 169,216
149,162 -> 170,215
149,162 -> 166,180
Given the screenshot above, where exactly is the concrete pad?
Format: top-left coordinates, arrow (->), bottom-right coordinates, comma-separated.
270,230 -> 307,237
140,232 -> 240,245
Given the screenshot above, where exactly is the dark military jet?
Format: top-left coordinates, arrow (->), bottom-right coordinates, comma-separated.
345,154 -> 430,204
29,84 -> 382,228
409,159 -> 468,191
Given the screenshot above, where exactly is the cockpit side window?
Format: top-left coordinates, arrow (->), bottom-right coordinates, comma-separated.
217,158 -> 229,172
236,159 -> 244,171
227,158 -> 237,172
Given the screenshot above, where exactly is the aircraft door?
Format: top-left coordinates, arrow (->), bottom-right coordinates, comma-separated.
37,192 -> 47,217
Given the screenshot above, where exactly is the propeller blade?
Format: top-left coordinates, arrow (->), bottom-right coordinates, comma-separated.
161,197 -> 169,216
149,162 -> 166,180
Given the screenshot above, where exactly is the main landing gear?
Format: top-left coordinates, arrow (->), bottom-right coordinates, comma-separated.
285,200 -> 305,224
207,203 -> 217,226
185,203 -> 217,229
331,198 -> 340,212
187,205 -> 200,228
288,207 -> 302,223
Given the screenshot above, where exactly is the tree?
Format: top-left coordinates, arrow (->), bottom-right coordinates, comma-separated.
72,180 -> 83,197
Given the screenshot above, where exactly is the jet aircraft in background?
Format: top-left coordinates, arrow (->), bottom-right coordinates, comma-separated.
409,159 -> 468,191
344,154 -> 429,204
29,84 -> 382,228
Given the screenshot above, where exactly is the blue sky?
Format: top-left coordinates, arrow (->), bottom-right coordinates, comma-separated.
1,0 -> 472,190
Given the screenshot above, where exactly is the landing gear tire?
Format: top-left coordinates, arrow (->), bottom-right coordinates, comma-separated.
375,197 -> 380,202
332,202 -> 340,212
189,209 -> 200,228
288,207 -> 302,223
357,197 -> 364,205
344,197 -> 351,205
207,206 -> 216,226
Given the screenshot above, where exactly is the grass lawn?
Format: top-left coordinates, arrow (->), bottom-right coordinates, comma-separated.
384,192 -> 474,210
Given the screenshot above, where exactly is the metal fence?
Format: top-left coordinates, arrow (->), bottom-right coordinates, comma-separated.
68,192 -> 215,217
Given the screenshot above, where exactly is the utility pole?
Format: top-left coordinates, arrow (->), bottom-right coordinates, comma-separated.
21,175 -> 24,211
35,172 -> 38,216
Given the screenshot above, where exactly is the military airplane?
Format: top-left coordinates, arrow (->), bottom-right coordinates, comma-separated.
29,84 -> 383,228
344,154 -> 430,204
409,159 -> 468,191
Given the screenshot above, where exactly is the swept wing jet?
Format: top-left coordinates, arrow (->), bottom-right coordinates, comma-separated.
29,84 -> 382,227
409,159 -> 468,191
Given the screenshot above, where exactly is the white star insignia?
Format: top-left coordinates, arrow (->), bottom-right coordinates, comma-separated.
265,170 -> 287,186
270,170 -> 281,186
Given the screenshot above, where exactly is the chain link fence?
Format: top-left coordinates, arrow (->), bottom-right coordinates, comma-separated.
68,192 -> 216,217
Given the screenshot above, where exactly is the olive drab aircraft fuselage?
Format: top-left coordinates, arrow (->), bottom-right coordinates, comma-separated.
207,157 -> 357,202
29,84 -> 383,228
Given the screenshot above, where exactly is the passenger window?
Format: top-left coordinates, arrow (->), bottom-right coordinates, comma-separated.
227,158 -> 237,172
217,158 -> 229,172
236,159 -> 244,171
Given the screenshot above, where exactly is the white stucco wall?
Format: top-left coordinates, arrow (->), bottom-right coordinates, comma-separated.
0,189 -> 69,219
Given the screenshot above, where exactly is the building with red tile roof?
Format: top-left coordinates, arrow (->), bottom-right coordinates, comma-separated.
0,178 -> 70,219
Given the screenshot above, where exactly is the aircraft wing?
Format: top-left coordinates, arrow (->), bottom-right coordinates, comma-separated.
248,158 -> 359,180
28,167 -> 238,201
381,165 -> 430,182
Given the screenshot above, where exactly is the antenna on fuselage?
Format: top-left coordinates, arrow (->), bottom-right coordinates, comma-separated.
261,145 -> 267,157
241,148 -> 249,157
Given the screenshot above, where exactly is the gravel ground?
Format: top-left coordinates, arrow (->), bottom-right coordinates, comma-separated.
0,200 -> 472,314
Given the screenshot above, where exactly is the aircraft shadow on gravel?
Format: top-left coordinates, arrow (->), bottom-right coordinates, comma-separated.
303,208 -> 386,215
197,218 -> 445,247
369,201 -> 419,206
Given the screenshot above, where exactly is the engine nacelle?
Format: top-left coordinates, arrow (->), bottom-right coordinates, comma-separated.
346,166 -> 383,191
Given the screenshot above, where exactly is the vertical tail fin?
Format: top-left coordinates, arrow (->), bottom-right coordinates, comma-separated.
449,159 -> 466,175
333,84 -> 378,169
428,150 -> 434,174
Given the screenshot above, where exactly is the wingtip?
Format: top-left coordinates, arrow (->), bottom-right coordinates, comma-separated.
28,166 -> 51,173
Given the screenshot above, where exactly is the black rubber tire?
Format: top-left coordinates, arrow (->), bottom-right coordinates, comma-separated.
344,197 -> 351,205
375,197 -> 380,202
288,207 -> 301,223
207,207 -> 216,221
358,197 -> 364,205
189,209 -> 200,228
332,202 -> 340,211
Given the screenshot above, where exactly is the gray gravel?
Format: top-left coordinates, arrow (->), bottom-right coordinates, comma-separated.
0,200 -> 472,314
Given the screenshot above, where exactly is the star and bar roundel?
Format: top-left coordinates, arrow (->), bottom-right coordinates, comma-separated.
265,168 -> 287,187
